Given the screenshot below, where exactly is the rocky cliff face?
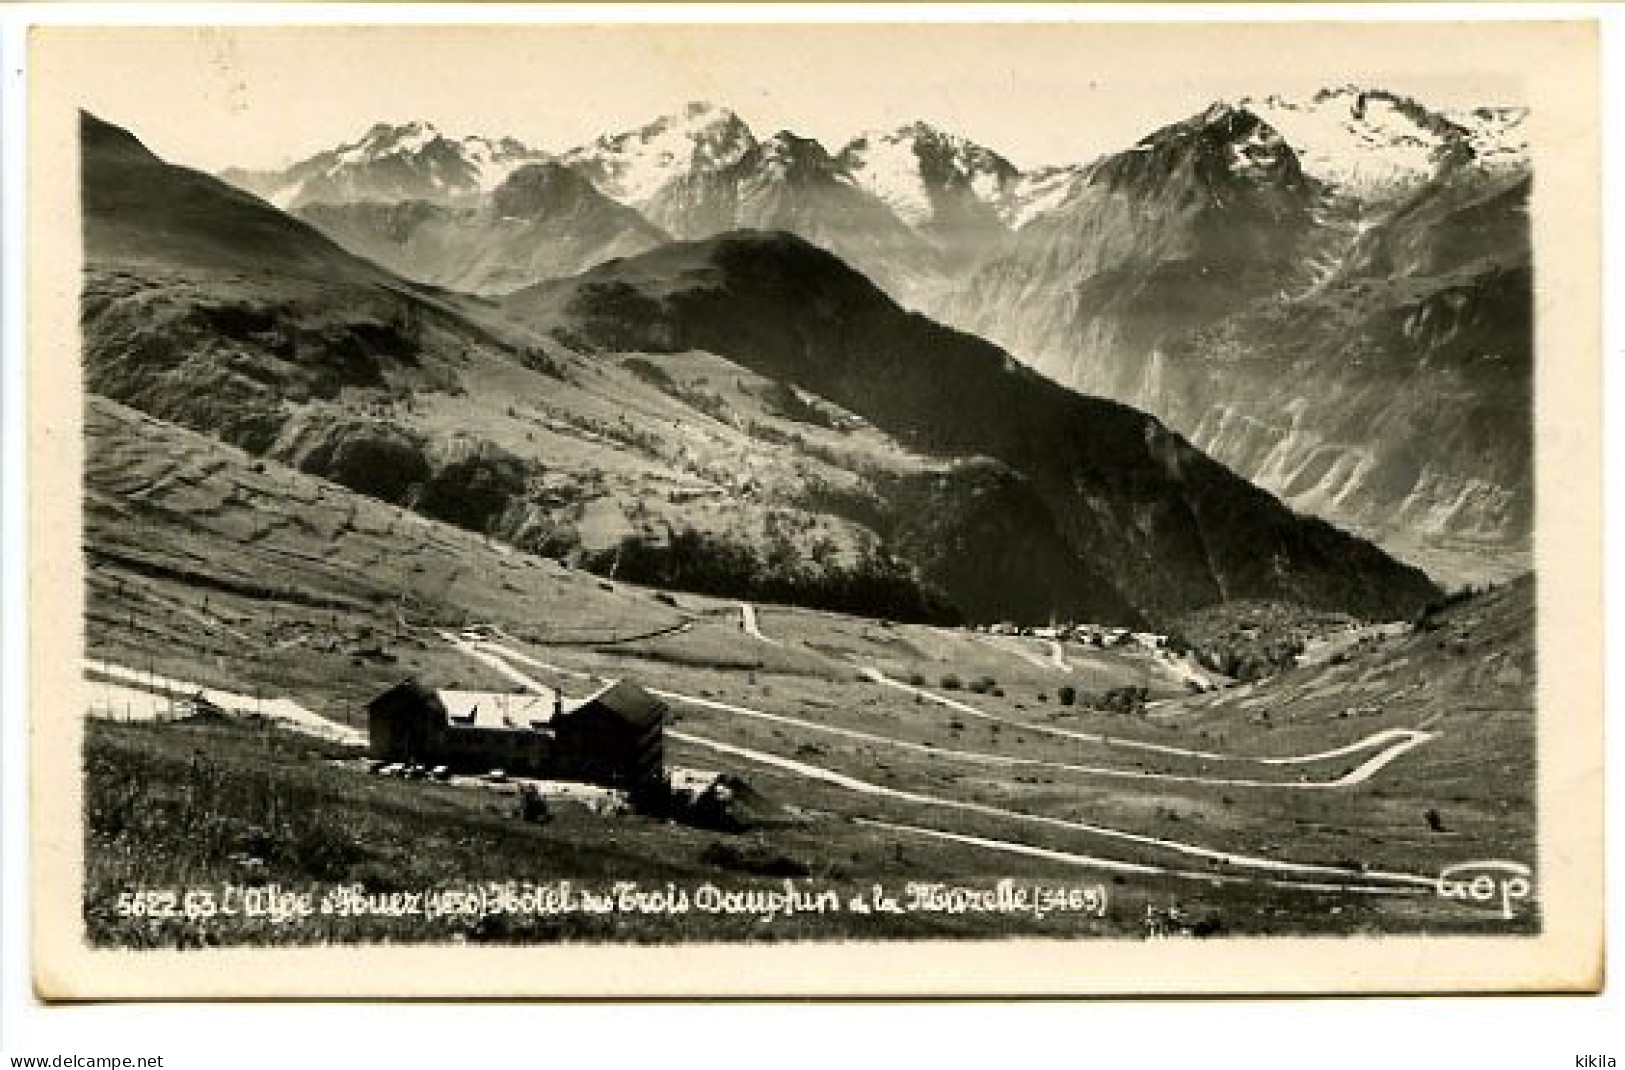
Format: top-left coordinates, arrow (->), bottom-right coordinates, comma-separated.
1155,177 -> 1533,584
935,97 -> 1532,584
943,104 -> 1319,393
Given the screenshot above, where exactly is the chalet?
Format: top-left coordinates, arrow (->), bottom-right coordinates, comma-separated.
366,678 -> 665,790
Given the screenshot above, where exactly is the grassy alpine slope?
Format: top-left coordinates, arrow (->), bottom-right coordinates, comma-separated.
82,400 -> 1535,943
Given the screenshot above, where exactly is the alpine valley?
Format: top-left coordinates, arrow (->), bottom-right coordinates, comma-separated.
83,108 -> 1441,630
220,91 -> 1531,588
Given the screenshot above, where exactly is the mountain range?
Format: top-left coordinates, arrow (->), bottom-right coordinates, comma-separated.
82,110 -> 1440,628
217,91 -> 1532,585
944,91 -> 1532,584
220,120 -> 552,209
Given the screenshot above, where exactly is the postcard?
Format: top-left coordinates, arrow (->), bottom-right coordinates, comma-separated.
26,15 -> 1604,997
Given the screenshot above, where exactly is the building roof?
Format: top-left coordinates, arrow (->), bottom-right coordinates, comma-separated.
568,679 -> 666,731
438,689 -> 558,731
367,677 -> 662,734
368,678 -> 440,712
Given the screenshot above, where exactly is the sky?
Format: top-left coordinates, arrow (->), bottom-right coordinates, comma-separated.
45,21 -> 1528,173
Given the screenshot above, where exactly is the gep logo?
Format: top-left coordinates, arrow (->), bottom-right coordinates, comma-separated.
1435,860 -> 1534,920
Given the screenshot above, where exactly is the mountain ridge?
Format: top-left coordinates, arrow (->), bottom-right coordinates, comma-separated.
220,119 -> 551,210
90,111 -> 1441,627
936,98 -> 1533,584
293,161 -> 671,294
504,229 -> 1442,623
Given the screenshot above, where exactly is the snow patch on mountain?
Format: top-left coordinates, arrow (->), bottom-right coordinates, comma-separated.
1446,106 -> 1531,174
226,120 -> 551,210
560,101 -> 759,205
839,122 -> 1019,229
1003,165 -> 1088,227
1242,87 -> 1471,200
841,130 -> 938,226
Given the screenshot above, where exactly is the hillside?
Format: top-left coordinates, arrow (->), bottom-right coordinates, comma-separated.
946,103 -> 1320,385
82,394 -> 1538,943
1141,168 -> 1533,586
1169,600 -> 1361,681
504,230 -> 1440,624
84,113 -> 388,284
1153,574 -> 1534,801
81,115 -> 956,624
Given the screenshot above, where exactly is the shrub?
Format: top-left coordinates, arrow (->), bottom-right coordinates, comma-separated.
516,784 -> 550,824
1056,685 -> 1077,706
1100,685 -> 1149,716
700,840 -> 810,877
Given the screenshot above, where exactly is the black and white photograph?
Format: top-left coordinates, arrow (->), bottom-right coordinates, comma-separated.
20,15 -> 1604,999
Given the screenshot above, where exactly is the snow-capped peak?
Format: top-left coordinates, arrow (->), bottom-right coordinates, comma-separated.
839,122 -> 1019,228
561,101 -> 759,204
1241,87 -> 1474,200
344,121 -> 547,188
756,130 -> 844,179
234,120 -> 551,209
346,120 -> 440,159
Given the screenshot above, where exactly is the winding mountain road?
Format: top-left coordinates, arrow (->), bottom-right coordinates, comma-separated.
442,633 -> 561,702
448,637 -> 1441,894
860,666 -> 1433,781
666,727 -> 1435,893
477,640 -> 1431,787
82,658 -> 365,746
